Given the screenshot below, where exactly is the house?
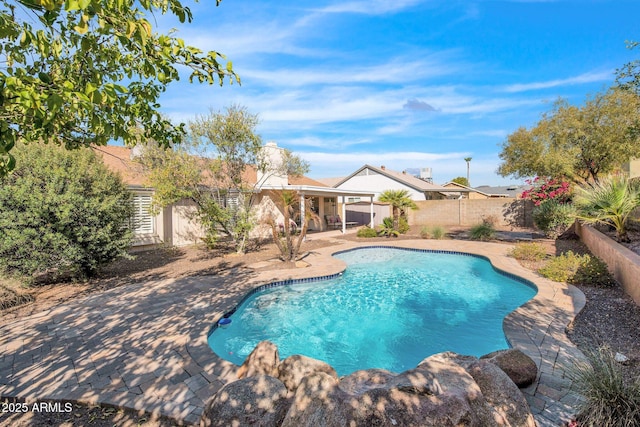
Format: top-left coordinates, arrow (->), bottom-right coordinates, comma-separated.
94,143 -> 375,248
332,164 -> 459,201
442,181 -> 489,199
473,185 -> 528,198
622,158 -> 640,178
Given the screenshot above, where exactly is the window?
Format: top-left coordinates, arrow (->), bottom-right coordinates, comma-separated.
347,197 -> 361,203
131,194 -> 154,234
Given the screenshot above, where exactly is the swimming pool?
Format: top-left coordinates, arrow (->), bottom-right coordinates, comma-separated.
208,247 -> 537,376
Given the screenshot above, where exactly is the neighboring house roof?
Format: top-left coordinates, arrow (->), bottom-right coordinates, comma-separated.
473,185 -> 528,198
334,164 -> 452,193
316,177 -> 345,187
94,145 -> 327,189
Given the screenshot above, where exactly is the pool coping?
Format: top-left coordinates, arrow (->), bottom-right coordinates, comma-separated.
0,239 -> 587,426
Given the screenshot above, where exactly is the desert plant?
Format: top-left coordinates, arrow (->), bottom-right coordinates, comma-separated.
431,226 -> 446,239
538,252 -> 615,287
509,242 -> 547,262
573,174 -> 640,242
532,200 -> 577,238
377,217 -> 400,238
420,226 -> 430,239
570,345 -> 640,427
398,217 -> 410,234
357,226 -> 378,238
0,144 -> 134,282
378,189 -> 418,230
469,222 -> 496,241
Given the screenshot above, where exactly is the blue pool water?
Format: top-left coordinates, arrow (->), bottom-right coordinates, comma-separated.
208,247 -> 537,376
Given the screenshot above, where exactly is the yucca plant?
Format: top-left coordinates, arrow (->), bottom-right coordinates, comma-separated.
573,175 -> 640,242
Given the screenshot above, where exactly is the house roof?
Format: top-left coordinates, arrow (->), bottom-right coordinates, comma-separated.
473,185 -> 528,198
93,145 -> 148,187
334,164 -> 452,193
94,145 -> 327,188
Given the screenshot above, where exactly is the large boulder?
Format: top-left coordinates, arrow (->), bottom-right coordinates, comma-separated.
277,354 -> 338,393
200,375 -> 291,427
480,349 -> 538,387
204,342 -> 536,427
464,360 -> 537,427
237,340 -> 280,379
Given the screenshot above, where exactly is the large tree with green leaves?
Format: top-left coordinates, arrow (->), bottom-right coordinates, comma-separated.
142,105 -> 309,254
0,0 -> 237,176
498,89 -> 640,185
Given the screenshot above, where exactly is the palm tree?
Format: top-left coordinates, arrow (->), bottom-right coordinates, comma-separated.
378,189 -> 418,230
464,157 -> 472,186
573,174 -> 640,242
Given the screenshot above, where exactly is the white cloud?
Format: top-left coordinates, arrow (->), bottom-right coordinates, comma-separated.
315,0 -> 425,15
502,70 -> 613,93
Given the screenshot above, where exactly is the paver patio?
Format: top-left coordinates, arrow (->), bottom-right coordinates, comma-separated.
1,237 -> 586,426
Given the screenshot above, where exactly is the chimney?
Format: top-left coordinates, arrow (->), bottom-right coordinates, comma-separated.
380,165 -> 386,170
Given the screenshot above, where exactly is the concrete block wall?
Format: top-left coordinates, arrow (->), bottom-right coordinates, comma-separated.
408,198 -> 533,227
575,222 -> 640,306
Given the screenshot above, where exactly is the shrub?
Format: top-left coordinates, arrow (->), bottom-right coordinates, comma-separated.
421,225 -> 446,239
573,174 -> 640,242
469,222 -> 495,241
532,200 -> 577,239
357,226 -> 378,238
398,217 -> 410,234
431,226 -> 446,239
570,346 -> 640,427
509,242 -> 547,262
538,251 -> 615,287
377,217 -> 399,237
0,144 -> 134,282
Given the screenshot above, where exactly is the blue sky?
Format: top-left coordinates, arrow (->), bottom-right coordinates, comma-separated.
156,0 -> 639,186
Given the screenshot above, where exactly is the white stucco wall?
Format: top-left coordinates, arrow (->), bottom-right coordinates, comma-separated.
335,169 -> 425,201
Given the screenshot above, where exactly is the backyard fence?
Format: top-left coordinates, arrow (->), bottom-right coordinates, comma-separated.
407,198 -> 534,228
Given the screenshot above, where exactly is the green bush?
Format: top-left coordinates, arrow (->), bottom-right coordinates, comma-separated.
377,217 -> 399,237
431,226 -> 446,239
469,222 -> 495,241
0,144 -> 134,282
538,251 -> 615,286
357,226 -> 378,238
570,346 -> 640,427
398,217 -> 410,234
420,225 -> 446,239
532,200 -> 577,239
509,242 -> 547,261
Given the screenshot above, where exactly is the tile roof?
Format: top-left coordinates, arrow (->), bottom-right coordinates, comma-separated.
94,145 -> 325,188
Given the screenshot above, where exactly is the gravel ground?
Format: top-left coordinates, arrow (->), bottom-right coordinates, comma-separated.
2,227 -> 639,426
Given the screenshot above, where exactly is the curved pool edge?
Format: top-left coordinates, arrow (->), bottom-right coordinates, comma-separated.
193,239 -> 588,426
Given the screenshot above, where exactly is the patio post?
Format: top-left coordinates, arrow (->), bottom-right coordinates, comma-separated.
370,196 -> 374,227
341,196 -> 347,234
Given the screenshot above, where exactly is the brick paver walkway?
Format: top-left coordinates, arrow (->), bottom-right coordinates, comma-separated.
1,238 -> 586,426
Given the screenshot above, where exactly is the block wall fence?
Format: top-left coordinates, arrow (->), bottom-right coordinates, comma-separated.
407,198 -> 534,228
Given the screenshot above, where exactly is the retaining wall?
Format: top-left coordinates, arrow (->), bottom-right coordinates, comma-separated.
575,222 -> 640,306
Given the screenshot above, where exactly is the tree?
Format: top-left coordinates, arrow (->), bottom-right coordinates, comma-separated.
264,190 -> 318,263
142,105 -> 309,254
616,40 -> 640,95
0,143 -> 133,281
378,189 -> 418,230
451,176 -> 470,187
0,0 -> 237,176
498,89 -> 640,185
464,157 -> 472,186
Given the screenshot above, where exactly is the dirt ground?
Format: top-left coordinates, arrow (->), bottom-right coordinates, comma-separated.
2,227 -> 640,426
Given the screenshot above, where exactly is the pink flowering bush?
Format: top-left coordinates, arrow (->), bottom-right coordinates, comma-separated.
522,177 -> 575,238
521,176 -> 571,206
